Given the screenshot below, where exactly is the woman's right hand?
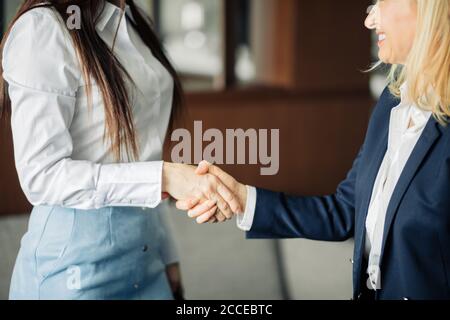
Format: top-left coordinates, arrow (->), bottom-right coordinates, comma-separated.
162,162 -> 243,222
176,161 -> 248,224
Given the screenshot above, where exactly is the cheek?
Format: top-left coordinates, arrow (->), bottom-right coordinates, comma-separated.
395,28 -> 416,59
379,26 -> 415,64
378,3 -> 417,63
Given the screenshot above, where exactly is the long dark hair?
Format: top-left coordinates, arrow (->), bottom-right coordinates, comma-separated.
0,0 -> 183,161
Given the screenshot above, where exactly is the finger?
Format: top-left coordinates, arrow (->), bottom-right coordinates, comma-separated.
197,206 -> 220,223
208,216 -> 218,223
199,209 -> 224,224
196,206 -> 218,224
188,199 -> 217,218
195,160 -> 212,175
214,194 -> 233,220
176,198 -> 200,211
215,210 -> 227,222
216,182 -> 242,215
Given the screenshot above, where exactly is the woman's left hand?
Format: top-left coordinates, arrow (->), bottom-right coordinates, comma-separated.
165,263 -> 184,300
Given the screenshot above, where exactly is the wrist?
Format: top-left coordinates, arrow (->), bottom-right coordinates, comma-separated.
237,183 -> 248,214
162,162 -> 178,193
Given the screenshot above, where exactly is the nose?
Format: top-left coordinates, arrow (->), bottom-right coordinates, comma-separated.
364,4 -> 379,30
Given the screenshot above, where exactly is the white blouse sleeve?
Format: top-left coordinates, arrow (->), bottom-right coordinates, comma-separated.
2,9 -> 163,210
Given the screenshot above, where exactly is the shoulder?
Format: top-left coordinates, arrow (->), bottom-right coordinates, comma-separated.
2,6 -> 81,95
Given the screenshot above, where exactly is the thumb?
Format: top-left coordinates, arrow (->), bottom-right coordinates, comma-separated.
208,164 -> 236,187
195,160 -> 212,175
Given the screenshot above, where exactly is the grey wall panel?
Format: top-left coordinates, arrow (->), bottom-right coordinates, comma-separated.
280,239 -> 354,300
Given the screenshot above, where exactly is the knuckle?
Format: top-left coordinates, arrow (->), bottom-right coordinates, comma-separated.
207,174 -> 218,184
206,184 -> 215,194
226,193 -> 235,203
220,201 -> 229,211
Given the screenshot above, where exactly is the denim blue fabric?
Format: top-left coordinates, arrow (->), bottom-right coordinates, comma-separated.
9,205 -> 173,300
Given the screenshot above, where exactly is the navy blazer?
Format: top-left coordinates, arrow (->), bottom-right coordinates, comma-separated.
248,87 -> 450,300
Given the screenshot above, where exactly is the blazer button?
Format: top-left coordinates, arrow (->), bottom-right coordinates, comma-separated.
142,245 -> 149,252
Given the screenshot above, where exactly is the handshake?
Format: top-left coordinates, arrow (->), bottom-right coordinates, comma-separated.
162,160 -> 247,223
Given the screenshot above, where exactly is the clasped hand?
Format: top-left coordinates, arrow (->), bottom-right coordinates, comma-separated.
162,161 -> 247,223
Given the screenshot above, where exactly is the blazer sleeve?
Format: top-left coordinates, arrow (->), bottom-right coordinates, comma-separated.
247,143 -> 365,241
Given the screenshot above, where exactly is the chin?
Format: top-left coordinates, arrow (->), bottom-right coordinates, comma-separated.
378,52 -> 392,64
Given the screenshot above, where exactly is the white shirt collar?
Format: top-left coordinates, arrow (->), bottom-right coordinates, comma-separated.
394,82 -> 432,133
96,1 -> 132,32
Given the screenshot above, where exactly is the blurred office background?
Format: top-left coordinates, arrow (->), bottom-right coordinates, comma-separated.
0,0 -> 386,300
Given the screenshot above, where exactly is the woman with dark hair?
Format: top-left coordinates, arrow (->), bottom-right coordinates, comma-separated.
0,0 -> 241,299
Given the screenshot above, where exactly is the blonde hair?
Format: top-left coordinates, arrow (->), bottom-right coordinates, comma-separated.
373,0 -> 450,126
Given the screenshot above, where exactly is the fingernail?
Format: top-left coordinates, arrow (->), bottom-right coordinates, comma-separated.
197,217 -> 205,224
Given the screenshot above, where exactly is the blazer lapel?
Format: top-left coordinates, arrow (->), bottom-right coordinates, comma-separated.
379,118 -> 442,264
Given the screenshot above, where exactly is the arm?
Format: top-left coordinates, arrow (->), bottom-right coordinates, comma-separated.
247,168 -> 359,241
245,146 -> 363,241
183,142 -> 364,242
2,9 -> 242,214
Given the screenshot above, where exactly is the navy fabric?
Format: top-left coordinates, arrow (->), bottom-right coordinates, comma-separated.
248,87 -> 450,300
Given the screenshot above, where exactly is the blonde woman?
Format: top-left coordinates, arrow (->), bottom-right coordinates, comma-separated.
181,0 -> 450,300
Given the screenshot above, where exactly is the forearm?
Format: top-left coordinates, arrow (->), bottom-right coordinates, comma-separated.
17,158 -> 164,209
247,188 -> 355,241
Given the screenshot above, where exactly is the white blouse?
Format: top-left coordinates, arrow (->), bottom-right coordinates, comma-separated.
364,83 -> 432,289
2,3 -> 173,210
2,3 -> 178,263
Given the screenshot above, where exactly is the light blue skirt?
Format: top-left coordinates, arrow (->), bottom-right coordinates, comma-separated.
9,205 -> 174,300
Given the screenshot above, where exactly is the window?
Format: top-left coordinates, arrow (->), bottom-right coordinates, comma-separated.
156,0 -> 223,91
155,0 -> 255,91
0,0 -> 262,92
